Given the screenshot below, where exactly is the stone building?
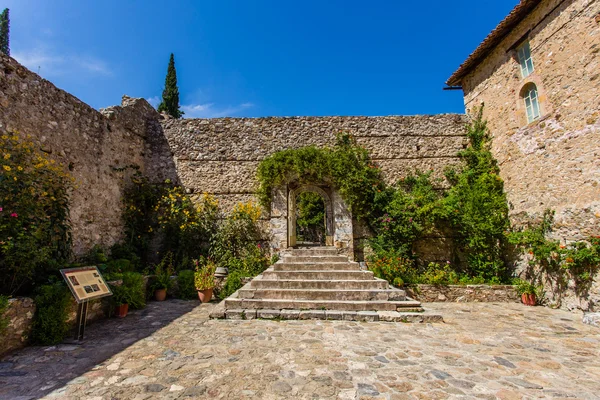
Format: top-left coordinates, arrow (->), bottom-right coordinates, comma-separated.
447,0 -> 600,309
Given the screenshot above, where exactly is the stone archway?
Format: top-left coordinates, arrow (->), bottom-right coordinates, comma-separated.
288,184 -> 334,247
269,181 -> 354,259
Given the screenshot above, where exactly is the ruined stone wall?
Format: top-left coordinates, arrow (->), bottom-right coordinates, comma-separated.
460,0 -> 600,310
161,115 -> 468,260
0,54 -> 170,256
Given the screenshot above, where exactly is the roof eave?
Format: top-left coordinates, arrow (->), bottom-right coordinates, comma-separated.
445,0 -> 542,87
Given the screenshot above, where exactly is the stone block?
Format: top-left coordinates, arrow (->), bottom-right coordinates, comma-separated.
280,310 -> 301,320
226,309 -> 245,320
243,309 -> 257,320
583,312 -> 600,327
342,311 -> 357,321
356,311 -> 379,322
257,309 -> 280,319
326,310 -> 343,320
299,310 -> 326,320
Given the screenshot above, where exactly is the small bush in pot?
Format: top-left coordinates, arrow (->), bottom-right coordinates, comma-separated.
177,270 -> 197,300
194,258 -> 216,303
151,253 -> 174,301
109,271 -> 146,317
514,279 -> 537,306
110,284 -> 133,317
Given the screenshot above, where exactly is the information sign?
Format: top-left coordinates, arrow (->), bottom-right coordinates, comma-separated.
60,266 -> 112,304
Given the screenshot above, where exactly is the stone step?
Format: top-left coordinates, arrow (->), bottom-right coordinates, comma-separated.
237,288 -> 406,301
250,279 -> 389,290
289,247 -> 340,256
219,308 -> 443,323
261,270 -> 375,281
273,262 -> 360,271
283,255 -> 349,263
224,297 -> 423,312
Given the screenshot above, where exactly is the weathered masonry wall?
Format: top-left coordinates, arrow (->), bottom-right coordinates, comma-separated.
161,115 -> 468,260
161,115 -> 468,206
0,54 -> 171,256
460,0 -> 600,310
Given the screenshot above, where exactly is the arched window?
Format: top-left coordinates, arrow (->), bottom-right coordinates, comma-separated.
522,83 -> 541,123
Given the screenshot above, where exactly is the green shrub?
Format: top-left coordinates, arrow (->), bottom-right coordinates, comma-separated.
177,270 -> 197,299
0,294 -> 9,334
367,249 -> 415,287
442,107 -> 509,281
257,133 -> 383,221
194,259 -> 216,290
109,272 -> 146,309
150,252 -> 174,291
508,210 -> 600,298
31,283 -> 71,345
370,173 -> 442,260
0,132 -> 72,295
219,270 -> 245,300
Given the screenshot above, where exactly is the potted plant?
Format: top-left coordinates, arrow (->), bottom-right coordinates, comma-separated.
151,253 -> 174,301
195,259 -> 217,303
515,279 -> 537,306
110,284 -> 132,317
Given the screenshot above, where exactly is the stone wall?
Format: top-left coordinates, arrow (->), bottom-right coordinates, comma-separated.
405,285 -> 520,303
459,0 -> 600,310
0,54 -> 171,256
0,298 -> 35,357
160,115 -> 468,260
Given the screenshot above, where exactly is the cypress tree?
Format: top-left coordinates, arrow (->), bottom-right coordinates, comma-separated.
157,53 -> 184,118
0,8 -> 9,56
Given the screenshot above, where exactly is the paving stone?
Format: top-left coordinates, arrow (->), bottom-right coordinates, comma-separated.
145,384 -> 165,393
357,383 -> 380,396
506,377 -> 543,389
271,380 -> 292,393
493,356 -> 516,369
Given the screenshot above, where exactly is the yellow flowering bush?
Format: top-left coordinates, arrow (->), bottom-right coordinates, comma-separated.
0,131 -> 73,295
122,172 -> 220,269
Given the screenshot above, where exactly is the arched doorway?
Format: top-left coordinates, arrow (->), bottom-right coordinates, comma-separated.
288,184 -> 334,247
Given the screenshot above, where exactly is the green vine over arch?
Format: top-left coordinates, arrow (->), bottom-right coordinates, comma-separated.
256,133 -> 384,220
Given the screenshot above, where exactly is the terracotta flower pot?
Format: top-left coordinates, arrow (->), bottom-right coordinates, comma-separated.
197,288 -> 213,303
521,293 -> 536,306
115,303 -> 129,318
154,288 -> 167,301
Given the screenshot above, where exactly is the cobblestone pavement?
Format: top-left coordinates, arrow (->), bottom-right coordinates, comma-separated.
1,300 -> 599,400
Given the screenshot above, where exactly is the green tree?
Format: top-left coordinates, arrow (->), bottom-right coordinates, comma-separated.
157,53 -> 184,118
0,8 -> 9,56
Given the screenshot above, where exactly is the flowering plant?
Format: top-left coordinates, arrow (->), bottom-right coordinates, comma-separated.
1,131 -> 73,295
194,258 -> 216,290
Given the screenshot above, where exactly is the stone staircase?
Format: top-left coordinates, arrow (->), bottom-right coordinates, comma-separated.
210,247 -> 442,322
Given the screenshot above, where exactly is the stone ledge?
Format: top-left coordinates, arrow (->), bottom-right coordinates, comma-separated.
212,308 -> 443,323
405,284 -> 519,303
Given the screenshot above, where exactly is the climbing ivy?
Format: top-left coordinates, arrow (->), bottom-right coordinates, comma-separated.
257,133 -> 384,220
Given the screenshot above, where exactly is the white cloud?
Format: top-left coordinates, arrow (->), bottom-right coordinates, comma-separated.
146,96 -> 160,108
12,47 -> 112,78
181,102 -> 254,118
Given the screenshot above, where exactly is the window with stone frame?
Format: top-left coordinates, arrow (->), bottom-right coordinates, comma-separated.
522,83 -> 541,123
517,41 -> 534,78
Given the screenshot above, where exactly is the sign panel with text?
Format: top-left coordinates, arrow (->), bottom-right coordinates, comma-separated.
60,266 -> 112,304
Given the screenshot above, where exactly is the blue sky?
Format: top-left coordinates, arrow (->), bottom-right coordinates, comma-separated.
4,0 -> 517,118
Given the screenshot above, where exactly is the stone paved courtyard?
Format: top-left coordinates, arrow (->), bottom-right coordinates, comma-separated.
0,301 -> 599,400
